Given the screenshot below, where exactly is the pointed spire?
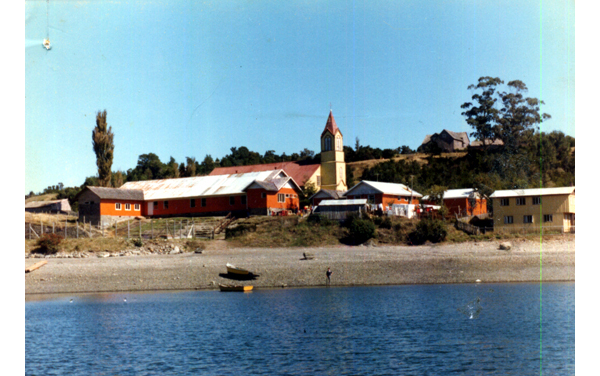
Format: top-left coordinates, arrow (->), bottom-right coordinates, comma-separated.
322,109 -> 342,137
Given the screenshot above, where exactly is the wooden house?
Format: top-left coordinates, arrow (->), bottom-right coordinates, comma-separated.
344,181 -> 422,207
423,188 -> 487,217
76,186 -> 144,226
78,170 -> 302,226
419,129 -> 470,152
25,199 -> 72,214
490,187 -> 575,233
309,189 -> 346,207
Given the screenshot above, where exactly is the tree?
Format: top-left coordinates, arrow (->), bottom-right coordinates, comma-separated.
185,157 -> 197,177
461,77 -> 503,148
496,80 -> 551,151
92,110 -> 114,187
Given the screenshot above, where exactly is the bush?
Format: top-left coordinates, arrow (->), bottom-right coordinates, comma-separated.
132,238 -> 143,247
408,218 -> 447,245
379,217 -> 392,229
37,233 -> 63,254
348,218 -> 376,244
306,214 -> 333,226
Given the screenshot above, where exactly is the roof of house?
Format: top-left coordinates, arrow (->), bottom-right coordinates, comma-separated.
421,130 -> 470,146
490,186 -> 575,198
442,129 -> 469,144
25,199 -> 69,208
344,180 -> 423,198
423,188 -> 482,201
209,162 -> 320,186
79,186 -> 145,201
309,189 -> 347,201
322,110 -> 342,137
121,170 -> 300,201
317,199 -> 367,206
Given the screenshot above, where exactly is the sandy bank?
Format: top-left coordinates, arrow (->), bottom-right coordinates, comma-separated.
25,239 -> 575,295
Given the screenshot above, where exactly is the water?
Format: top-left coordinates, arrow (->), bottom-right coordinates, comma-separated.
26,283 -> 574,375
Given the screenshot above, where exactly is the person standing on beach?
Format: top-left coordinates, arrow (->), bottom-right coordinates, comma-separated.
326,267 -> 332,286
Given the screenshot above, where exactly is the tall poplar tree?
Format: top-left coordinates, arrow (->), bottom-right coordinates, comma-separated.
92,110 -> 114,187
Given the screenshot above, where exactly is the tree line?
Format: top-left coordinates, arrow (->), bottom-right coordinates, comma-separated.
27,76 -> 574,212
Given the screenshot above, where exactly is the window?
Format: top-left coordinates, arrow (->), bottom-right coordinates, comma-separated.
336,136 -> 342,151
500,198 -> 509,206
261,193 -> 266,199
533,197 -> 541,205
523,215 -> 533,224
516,197 -> 526,206
543,214 -> 553,223
504,216 -> 514,224
230,196 -> 235,206
285,194 -> 290,198
190,199 -> 196,208
241,195 -> 247,205
278,193 -> 285,203
324,136 -> 332,151
115,203 -> 122,210
368,195 -> 375,204
316,176 -> 321,186
154,201 -> 159,209
125,203 -> 131,211
201,198 -> 206,207
164,201 -> 169,209
134,203 -> 140,211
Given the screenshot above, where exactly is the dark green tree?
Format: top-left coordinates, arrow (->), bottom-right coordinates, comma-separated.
92,110 -> 114,187
461,76 -> 503,148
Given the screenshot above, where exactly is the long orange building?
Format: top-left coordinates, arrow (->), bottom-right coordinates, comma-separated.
77,170 -> 302,226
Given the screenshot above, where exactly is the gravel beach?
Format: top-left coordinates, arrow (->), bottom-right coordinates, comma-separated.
25,238 -> 575,295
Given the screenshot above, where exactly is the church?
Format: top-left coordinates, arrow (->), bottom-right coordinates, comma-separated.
210,110 -> 348,192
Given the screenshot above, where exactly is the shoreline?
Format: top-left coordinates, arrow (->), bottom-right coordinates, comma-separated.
25,238 -> 575,295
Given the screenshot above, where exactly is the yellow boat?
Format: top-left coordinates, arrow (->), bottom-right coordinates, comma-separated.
219,284 -> 253,292
226,263 -> 251,275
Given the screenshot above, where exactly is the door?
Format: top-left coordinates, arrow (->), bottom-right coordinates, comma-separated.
148,202 -> 153,216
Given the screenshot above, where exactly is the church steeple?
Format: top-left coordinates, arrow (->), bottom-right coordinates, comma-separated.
322,110 -> 342,137
320,110 -> 347,191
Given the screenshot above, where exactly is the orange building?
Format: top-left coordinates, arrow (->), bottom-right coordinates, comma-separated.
422,188 -> 487,217
78,170 -> 302,226
344,181 -> 422,206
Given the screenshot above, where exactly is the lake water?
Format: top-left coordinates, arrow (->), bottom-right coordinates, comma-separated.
26,283 -> 574,375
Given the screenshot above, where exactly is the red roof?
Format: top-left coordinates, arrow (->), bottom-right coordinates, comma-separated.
210,162 -> 320,186
321,110 -> 342,137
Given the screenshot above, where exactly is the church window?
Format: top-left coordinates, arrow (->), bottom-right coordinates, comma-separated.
324,136 -> 332,151
336,136 -> 342,151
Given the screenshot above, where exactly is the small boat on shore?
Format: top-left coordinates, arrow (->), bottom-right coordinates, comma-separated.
226,263 -> 252,276
219,284 -> 253,292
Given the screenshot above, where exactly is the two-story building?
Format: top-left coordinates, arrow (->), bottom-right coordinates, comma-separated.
490,187 -> 575,233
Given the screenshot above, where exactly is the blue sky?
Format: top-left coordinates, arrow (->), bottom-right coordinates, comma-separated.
24,0 -> 575,194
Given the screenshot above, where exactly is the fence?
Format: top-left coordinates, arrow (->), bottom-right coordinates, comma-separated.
25,216 -> 231,240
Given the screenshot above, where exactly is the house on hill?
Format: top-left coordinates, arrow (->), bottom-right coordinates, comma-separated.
422,188 -> 487,217
77,170 -> 303,226
419,129 -> 470,152
25,199 -> 72,214
490,187 -> 575,233
209,110 -> 347,191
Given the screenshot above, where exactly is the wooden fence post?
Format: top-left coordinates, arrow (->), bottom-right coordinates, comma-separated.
76,221 -> 79,239
139,219 -> 142,239
151,219 -> 153,239
128,220 -> 130,239
65,217 -> 68,238
29,224 -> 31,240
52,222 -> 55,234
